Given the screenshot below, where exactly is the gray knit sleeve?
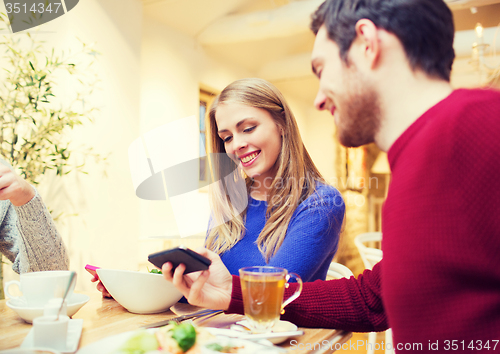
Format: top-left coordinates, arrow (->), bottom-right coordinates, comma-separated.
0,201 -> 21,268
1,188 -> 69,273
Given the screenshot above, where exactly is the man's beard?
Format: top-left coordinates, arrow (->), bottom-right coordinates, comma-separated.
335,68 -> 381,148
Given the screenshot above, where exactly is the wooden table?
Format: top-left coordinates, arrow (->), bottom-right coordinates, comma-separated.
0,292 -> 352,354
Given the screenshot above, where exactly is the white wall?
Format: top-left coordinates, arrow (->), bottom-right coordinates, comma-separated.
55,0 -> 143,291
2,0 -> 144,292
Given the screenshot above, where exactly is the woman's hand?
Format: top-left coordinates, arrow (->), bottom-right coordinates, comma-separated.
162,248 -> 232,310
90,274 -> 112,298
0,164 -> 36,207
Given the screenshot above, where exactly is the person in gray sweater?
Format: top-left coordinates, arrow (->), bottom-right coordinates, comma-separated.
0,158 -> 69,273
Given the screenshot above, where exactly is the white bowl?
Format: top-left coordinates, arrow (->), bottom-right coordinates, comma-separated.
6,293 -> 89,323
96,269 -> 183,314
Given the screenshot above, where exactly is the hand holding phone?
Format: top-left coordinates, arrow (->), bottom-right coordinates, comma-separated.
85,264 -> 100,278
85,264 -> 112,298
148,246 -> 211,274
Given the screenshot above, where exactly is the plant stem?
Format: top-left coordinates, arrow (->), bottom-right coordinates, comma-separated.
0,254 -> 4,300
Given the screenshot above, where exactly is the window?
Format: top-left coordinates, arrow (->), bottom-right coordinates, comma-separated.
199,87 -> 217,183
199,100 -> 208,182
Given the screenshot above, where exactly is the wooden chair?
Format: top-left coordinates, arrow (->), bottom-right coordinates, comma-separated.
327,262 -> 354,279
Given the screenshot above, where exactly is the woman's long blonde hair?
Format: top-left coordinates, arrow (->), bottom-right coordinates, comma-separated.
204,78 -> 324,262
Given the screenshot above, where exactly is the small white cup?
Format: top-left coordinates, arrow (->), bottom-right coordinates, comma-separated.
4,271 -> 76,307
33,315 -> 69,351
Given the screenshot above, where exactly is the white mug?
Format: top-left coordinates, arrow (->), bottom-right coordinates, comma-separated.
5,270 -> 76,307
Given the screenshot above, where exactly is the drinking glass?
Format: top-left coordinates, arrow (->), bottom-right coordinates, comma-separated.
239,266 -> 302,333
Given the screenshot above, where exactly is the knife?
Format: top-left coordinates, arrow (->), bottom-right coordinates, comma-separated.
222,330 -> 305,341
142,309 -> 223,328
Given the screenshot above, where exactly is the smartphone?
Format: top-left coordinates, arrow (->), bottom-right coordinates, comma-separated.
148,246 -> 211,274
85,264 -> 100,278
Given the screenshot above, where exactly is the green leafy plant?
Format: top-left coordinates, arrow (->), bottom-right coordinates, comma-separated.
0,13 -> 102,298
0,14 -> 101,183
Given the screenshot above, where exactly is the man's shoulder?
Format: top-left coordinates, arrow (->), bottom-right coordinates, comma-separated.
388,88 -> 500,170
445,88 -> 500,117
414,88 -> 500,139
441,88 -> 500,135
393,88 -> 500,170
455,87 -> 500,99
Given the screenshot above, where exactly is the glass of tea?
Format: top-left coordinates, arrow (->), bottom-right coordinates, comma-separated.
239,266 -> 303,332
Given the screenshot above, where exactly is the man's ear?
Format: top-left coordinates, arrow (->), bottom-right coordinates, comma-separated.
353,19 -> 380,69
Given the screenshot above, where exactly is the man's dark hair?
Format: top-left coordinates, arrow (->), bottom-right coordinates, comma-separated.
310,0 -> 455,81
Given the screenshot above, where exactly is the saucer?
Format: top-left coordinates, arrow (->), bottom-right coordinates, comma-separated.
234,320 -> 298,344
6,294 -> 90,323
21,319 -> 83,354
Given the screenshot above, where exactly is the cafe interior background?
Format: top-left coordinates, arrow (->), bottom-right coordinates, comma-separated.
1,0 -> 500,294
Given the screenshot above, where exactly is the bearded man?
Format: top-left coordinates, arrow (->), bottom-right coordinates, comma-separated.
162,1 -> 500,352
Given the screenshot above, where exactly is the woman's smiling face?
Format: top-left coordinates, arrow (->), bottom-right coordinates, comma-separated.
215,102 -> 282,184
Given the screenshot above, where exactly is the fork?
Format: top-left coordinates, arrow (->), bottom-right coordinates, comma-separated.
142,309 -> 223,328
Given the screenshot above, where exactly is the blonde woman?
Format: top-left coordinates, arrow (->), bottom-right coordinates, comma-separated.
205,78 -> 344,282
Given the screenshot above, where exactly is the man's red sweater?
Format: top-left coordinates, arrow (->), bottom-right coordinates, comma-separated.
226,89 -> 500,352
